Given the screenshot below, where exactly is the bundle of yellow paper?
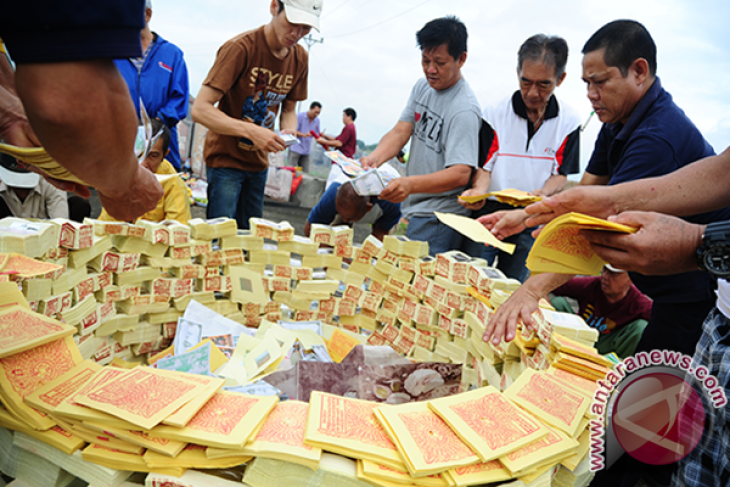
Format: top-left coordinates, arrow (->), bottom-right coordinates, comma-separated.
144,444 -> 251,470
552,352 -> 611,382
443,460 -> 512,486
550,333 -> 613,368
561,429 -> 591,472
504,369 -> 591,438
305,391 -> 405,470
244,454 -> 375,487
526,212 -> 636,275
24,360 -> 101,416
151,391 -> 278,449
0,305 -> 76,359
0,142 -> 84,184
82,444 -> 185,476
498,427 -> 578,478
458,189 -> 542,207
0,404 -> 84,454
374,401 -> 480,477
359,460 -> 448,487
240,400 -> 321,470
0,335 -> 82,430
53,366 -> 128,424
83,420 -> 186,457
428,386 -> 549,462
71,422 -> 145,454
545,366 -> 600,399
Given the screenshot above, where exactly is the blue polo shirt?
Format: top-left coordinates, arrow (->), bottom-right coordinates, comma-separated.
587,77 -> 730,303
308,182 -> 402,232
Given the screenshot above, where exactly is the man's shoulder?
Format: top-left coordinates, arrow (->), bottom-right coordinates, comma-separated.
152,33 -> 184,57
553,96 -> 582,127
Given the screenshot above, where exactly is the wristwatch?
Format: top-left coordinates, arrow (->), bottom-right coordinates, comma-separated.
696,221 -> 730,278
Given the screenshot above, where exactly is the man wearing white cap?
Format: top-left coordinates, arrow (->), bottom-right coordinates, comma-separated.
0,153 -> 69,220
193,0 -> 322,230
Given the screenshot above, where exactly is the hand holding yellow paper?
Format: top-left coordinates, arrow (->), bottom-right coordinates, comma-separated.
0,142 -> 85,185
434,212 -> 515,254
526,212 -> 636,275
458,189 -> 542,206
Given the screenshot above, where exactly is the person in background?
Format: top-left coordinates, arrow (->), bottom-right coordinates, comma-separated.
360,16 -> 481,256
115,0 -> 190,171
551,264 -> 652,358
192,0 -> 321,230
304,180 -> 401,241
0,0 -> 163,221
289,101 -> 322,172
317,107 -> 357,158
99,120 -> 190,224
460,34 -> 581,281
0,153 -> 90,222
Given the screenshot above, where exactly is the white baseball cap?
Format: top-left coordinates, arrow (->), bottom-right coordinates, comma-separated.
282,0 -> 323,32
0,154 -> 40,189
604,264 -> 626,273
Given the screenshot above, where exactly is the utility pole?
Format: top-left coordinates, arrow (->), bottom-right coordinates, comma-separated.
297,35 -> 324,113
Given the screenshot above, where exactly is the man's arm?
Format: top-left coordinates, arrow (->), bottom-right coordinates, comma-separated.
379,164 -> 472,204
191,85 -> 286,153
534,174 -> 567,197
44,183 -> 70,220
371,225 -> 389,241
279,99 -> 298,133
483,272 -> 575,344
526,147 -> 730,228
15,60 -> 162,221
458,168 -> 491,210
360,121 -> 413,169
155,52 -> 189,127
318,134 -> 342,148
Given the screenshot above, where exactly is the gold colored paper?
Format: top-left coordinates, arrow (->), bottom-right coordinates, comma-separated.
0,305 -> 76,359
0,142 -> 85,184
82,444 -> 185,476
144,444 -> 251,470
360,459 -> 448,487
443,460 -> 512,487
434,212 -> 515,254
84,420 -> 186,457
24,360 -> 100,415
498,427 -> 578,477
54,366 -> 128,423
428,386 -> 549,462
161,374 -> 225,428
0,404 -> 84,454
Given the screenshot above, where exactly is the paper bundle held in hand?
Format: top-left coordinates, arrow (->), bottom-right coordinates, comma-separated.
350,164 -> 401,197
526,212 -> 636,275
458,188 -> 543,207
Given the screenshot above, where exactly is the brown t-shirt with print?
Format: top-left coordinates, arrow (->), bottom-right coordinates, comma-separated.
202,26 -> 308,172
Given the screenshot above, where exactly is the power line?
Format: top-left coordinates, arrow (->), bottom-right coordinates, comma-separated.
322,0 -> 358,19
326,0 -> 435,39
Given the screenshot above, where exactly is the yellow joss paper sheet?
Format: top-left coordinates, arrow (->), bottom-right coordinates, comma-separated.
74,367 -> 210,430
305,391 -> 405,470
54,366 -> 129,423
241,400 -> 321,471
434,212 -> 515,254
0,335 -> 82,430
360,459 -> 448,487
428,386 -> 549,462
0,142 -> 85,185
0,281 -> 30,309
374,401 -> 480,478
551,334 -> 613,368
161,374 -> 225,428
503,369 -> 590,438
151,391 -> 278,449
144,444 -> 252,470
561,428 -> 591,471
498,427 -> 578,477
546,366 -> 600,399
443,460 -> 512,487
82,444 -> 185,476
458,189 -> 542,206
71,422 -> 145,454
0,404 -> 85,454
83,420 -> 186,457
526,212 -> 636,275
24,360 -> 100,415
0,305 -> 76,359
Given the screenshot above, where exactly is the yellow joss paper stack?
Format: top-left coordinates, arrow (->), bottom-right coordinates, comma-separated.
243,453 -> 374,487
374,401 -> 480,478
143,444 -> 251,471
428,387 -> 549,462
0,404 -> 85,455
498,427 -> 579,480
81,443 -> 184,476
504,369 -> 591,438
304,392 -> 405,469
236,400 -> 321,470
550,333 -> 613,381
358,459 -> 449,487
526,212 -> 635,275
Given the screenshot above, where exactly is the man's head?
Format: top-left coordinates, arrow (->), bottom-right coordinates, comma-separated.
142,119 -> 170,174
308,101 -> 322,119
343,108 -> 357,124
270,0 -> 322,48
582,20 -> 657,124
600,264 -> 632,301
335,182 -> 372,223
416,16 -> 467,91
517,34 -> 568,114
144,0 -> 153,26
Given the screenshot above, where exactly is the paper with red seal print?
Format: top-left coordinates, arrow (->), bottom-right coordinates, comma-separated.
151,390 -> 278,449
239,400 -> 321,470
360,459 -> 448,487
527,212 -> 636,276
305,391 -> 405,470
24,359 -> 99,415
444,459 -> 511,486
504,369 -> 590,438
75,367 -> 209,430
83,420 -> 187,457
0,335 -> 81,429
0,404 -> 85,454
143,443 -> 252,470
53,365 -> 128,423
374,401 -> 479,477
0,305 -> 76,359
546,365 -> 599,399
161,373 -> 224,428
498,426 -> 578,476
428,386 -> 549,462
4,253 -> 63,279
81,443 -> 184,476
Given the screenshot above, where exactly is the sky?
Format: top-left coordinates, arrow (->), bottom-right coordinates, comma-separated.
151,0 -> 730,170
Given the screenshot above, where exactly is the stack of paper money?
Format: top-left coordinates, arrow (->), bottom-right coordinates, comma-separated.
0,218 -> 58,258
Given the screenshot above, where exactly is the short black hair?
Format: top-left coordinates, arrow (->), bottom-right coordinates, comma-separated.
416,16 -> 467,60
344,107 -> 357,121
277,0 -> 285,14
582,20 -> 657,77
518,34 -> 569,79
310,101 -> 322,109
150,118 -> 171,155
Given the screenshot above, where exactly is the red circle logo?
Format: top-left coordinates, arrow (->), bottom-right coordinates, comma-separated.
612,373 -> 705,465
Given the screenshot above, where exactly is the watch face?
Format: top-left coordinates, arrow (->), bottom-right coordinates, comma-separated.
704,245 -> 730,277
